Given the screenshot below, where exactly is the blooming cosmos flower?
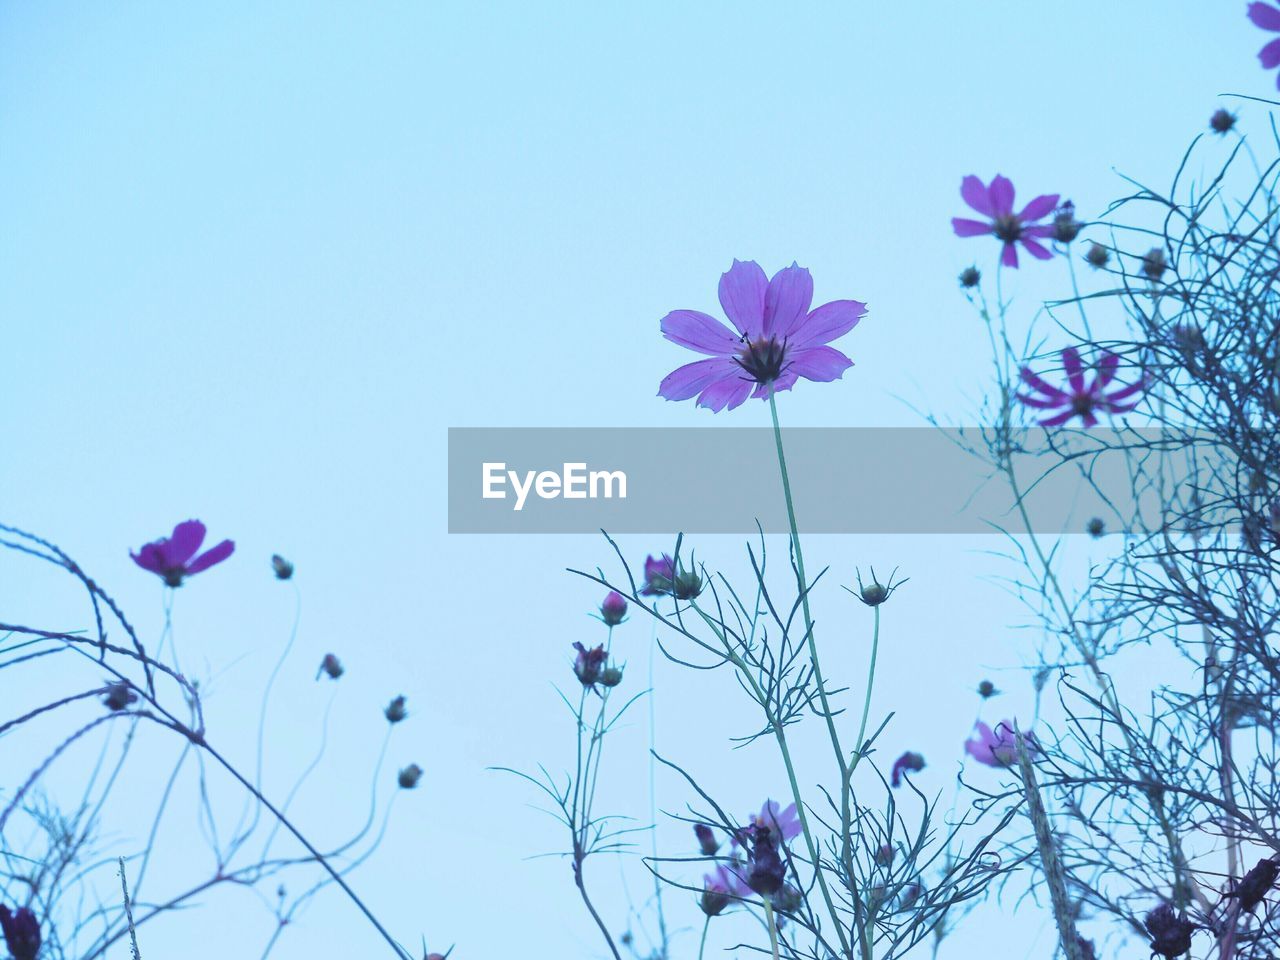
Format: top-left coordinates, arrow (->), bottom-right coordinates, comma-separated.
1250,3 -> 1280,87
890,750 -> 925,787
1017,347 -> 1146,427
951,175 -> 1059,268
131,519 -> 234,587
964,720 -> 1038,768
572,642 -> 607,686
657,260 -> 867,412
0,905 -> 40,960
747,800 -> 802,841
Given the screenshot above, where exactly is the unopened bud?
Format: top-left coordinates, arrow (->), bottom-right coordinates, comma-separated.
271,554 -> 294,580
959,266 -> 981,288
600,591 -> 627,626
1084,243 -> 1109,269
317,653 -> 344,680
385,695 -> 408,724
398,763 -> 423,789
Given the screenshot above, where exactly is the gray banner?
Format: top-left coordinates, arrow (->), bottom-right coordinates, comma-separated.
447,427 -> 1231,534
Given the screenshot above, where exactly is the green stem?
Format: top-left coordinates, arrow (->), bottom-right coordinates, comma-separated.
850,606 -> 881,774
767,392 -> 847,773
764,900 -> 781,960
691,603 -> 851,959
697,915 -> 710,960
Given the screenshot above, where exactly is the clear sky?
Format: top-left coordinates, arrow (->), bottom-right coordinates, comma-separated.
0,2 -> 1266,958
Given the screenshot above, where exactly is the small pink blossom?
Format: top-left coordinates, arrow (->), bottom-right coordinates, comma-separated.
952,175 -> 1060,268
1249,3 -> 1280,88
964,720 -> 1038,768
1017,347 -> 1146,427
748,800 -> 802,842
131,519 -> 234,587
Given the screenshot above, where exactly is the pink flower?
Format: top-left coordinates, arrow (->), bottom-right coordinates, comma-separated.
130,519 -> 235,587
748,800 -> 802,842
890,750 -> 925,788
1249,3 -> 1280,88
1017,347 -> 1146,427
657,260 -> 867,412
641,554 -> 675,596
600,591 -> 628,626
964,721 -> 1038,768
952,175 -> 1060,268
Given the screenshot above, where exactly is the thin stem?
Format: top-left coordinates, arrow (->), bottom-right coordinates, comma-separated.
697,915 -> 710,960
850,605 -> 881,774
766,392 -> 847,772
763,899 -> 781,960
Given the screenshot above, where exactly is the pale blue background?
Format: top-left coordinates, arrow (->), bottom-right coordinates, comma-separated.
0,2 -> 1261,958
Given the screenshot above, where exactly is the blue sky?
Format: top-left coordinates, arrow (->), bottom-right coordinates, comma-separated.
0,2 -> 1267,957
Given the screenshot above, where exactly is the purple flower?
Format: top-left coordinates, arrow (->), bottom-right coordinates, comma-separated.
952,175 -> 1060,268
0,905 -> 40,960
694,823 -> 720,857
701,863 -> 744,915
964,720 -> 1038,768
641,554 -> 675,596
600,591 -> 628,626
748,800 -> 802,842
1145,902 -> 1195,958
657,260 -> 867,412
740,823 -> 787,896
1017,347 -> 1146,427
131,519 -> 234,587
572,642 -> 607,686
890,750 -> 925,788
1250,3 -> 1280,87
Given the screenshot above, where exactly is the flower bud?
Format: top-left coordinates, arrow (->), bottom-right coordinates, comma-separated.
1052,201 -> 1082,243
384,695 -> 408,724
0,905 -> 41,960
700,884 -> 730,917
1084,243 -> 1109,269
958,266 -> 981,288
673,569 -> 704,600
977,679 -> 998,699
1142,247 -> 1168,281
600,664 -> 624,688
103,681 -> 138,712
694,824 -> 720,857
1210,108 -> 1236,134
1086,517 -> 1105,538
572,642 -> 607,686
398,763 -> 423,789
271,554 -> 294,580
318,653 -> 344,680
771,883 -> 803,914
859,582 -> 888,606
600,591 -> 628,626
874,843 -> 895,867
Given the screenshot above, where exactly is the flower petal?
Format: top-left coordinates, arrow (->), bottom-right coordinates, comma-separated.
1017,193 -> 1060,223
131,544 -> 165,574
163,520 -> 207,568
1040,408 -> 1077,427
763,263 -> 813,338
1261,35 -> 1280,68
659,357 -> 738,401
1001,242 -> 1019,268
960,175 -> 995,216
1062,348 -> 1086,392
988,175 -> 1015,216
1093,352 -> 1120,390
1020,366 -> 1068,400
1016,392 -> 1068,410
1102,378 -> 1147,404
186,539 -> 235,575
790,345 -> 853,382
697,375 -> 753,413
717,259 -> 768,337
660,309 -> 740,356
1250,2 -> 1280,32
789,299 -> 867,348
1021,236 -> 1054,261
952,217 -> 994,238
